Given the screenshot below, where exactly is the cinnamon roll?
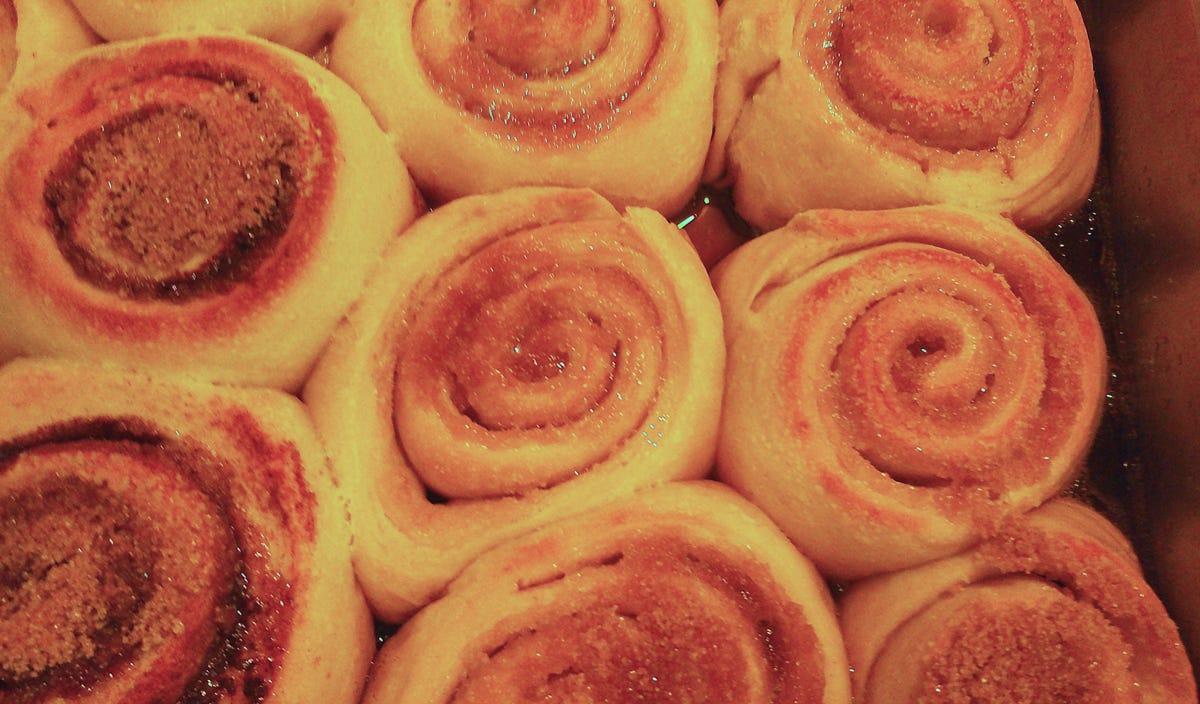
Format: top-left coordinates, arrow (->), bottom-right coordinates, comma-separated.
0,357 -> 374,704
363,481 -> 851,704
713,206 -> 1108,580
328,0 -> 718,215
66,0 -> 344,53
0,33 -> 418,390
839,498 -> 1197,703
708,0 -> 1101,231
303,186 -> 725,622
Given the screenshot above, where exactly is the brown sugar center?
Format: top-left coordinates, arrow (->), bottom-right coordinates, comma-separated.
0,474 -> 156,692
45,78 -> 309,299
917,594 -> 1136,703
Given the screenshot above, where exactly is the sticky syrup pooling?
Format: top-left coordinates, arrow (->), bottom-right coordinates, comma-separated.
43,74 -> 316,300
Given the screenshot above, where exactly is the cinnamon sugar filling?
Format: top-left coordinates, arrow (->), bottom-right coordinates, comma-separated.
453,602 -> 749,703
414,0 -> 660,144
821,246 -> 1048,489
915,596 -> 1133,703
0,475 -> 158,695
835,0 -> 1039,151
44,77 -> 310,300
449,540 -> 825,704
0,422 -> 290,704
393,223 -> 668,499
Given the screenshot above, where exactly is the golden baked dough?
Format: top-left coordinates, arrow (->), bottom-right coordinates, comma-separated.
0,0 -> 96,93
363,481 -> 851,704
840,499 -> 1197,703
303,186 -> 725,622
707,0 -> 1101,231
713,206 -> 1107,580
0,33 -> 418,390
66,0 -> 344,53
0,1 -> 12,87
328,0 -> 718,215
0,357 -> 374,704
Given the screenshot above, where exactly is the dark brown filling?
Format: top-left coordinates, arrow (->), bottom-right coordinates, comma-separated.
0,475 -> 158,699
43,76 -> 307,301
0,420 -> 286,704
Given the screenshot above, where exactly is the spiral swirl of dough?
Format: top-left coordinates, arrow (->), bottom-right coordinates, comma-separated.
0,358 -> 373,704
713,206 -> 1107,580
708,0 -> 1100,230
329,0 -> 717,214
840,499 -> 1196,703
0,33 -> 417,389
304,187 -> 724,621
362,482 -> 850,704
